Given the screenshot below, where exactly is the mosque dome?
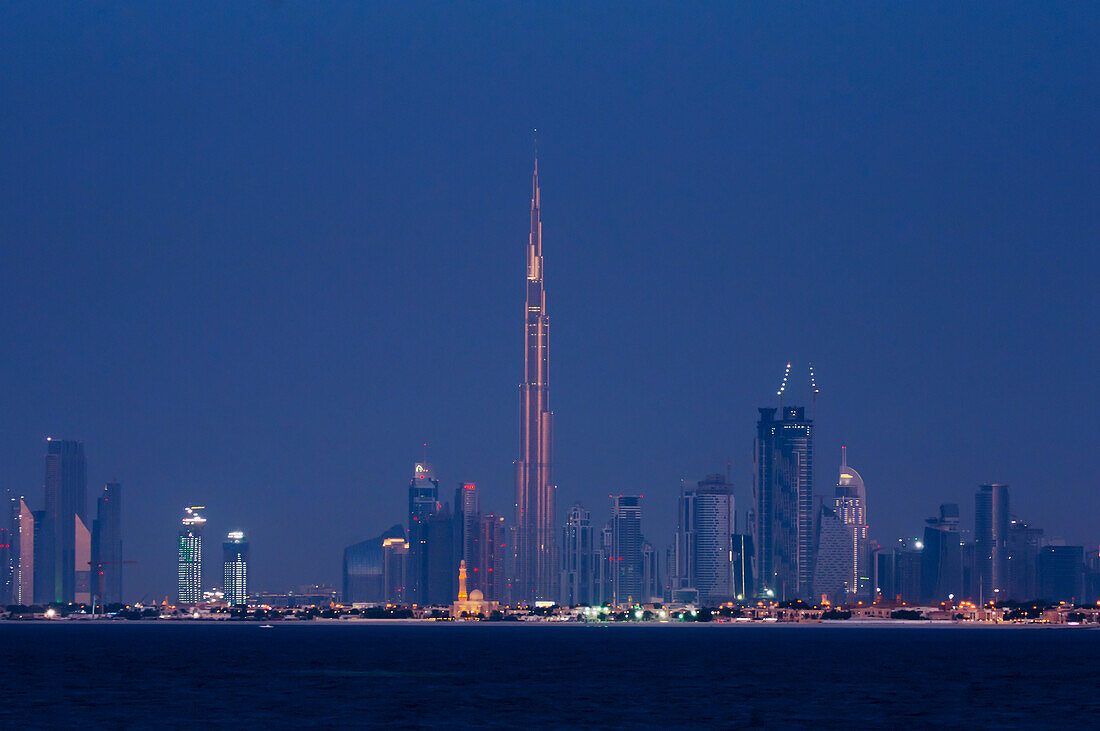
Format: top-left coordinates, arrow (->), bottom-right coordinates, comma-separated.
469,589 -> 484,602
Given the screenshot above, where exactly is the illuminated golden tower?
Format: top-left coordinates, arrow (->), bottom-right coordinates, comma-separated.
458,559 -> 468,602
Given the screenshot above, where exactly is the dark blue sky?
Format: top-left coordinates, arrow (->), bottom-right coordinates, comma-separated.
2,2 -> 1097,600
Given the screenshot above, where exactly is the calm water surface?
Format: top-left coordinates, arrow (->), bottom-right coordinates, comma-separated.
1,622 -> 1097,728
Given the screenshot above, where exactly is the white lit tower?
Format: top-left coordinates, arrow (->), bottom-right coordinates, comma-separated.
177,507 -> 206,605
834,446 -> 871,600
223,531 -> 249,606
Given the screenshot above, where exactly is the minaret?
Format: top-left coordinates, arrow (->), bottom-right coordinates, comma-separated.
515,141 -> 556,604
458,559 -> 468,601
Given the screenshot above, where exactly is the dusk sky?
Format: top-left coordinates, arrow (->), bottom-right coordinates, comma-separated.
1,3 -> 1097,600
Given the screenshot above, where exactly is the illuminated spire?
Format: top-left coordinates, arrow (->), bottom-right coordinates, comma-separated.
528,131 -> 542,280
458,559 -> 468,601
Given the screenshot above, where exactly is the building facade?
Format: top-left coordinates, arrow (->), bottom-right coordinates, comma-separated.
672,475 -> 735,604
560,503 -> 595,606
177,507 -> 206,605
755,407 -> 814,600
407,462 -> 440,606
608,495 -> 644,606
476,514 -> 507,602
223,531 -> 249,606
975,484 -> 1010,600
455,482 -> 480,591
91,482 -> 123,605
42,438 -> 87,603
833,448 -> 871,601
920,504 -> 963,604
812,504 -> 853,604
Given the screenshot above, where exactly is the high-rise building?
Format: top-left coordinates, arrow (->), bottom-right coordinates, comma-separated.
74,515 -> 91,605
920,504 -> 963,604
608,495 -> 644,606
425,504 -> 456,606
382,536 -> 409,603
14,496 -> 32,602
343,525 -> 406,604
515,152 -> 557,605
642,541 -> 661,602
812,504 -> 853,604
560,503 -> 595,606
476,514 -> 507,602
1004,517 -> 1042,601
223,531 -> 249,606
407,462 -> 439,606
834,448 -> 871,600
731,534 -> 754,600
91,482 -> 123,606
672,475 -> 735,604
0,494 -> 15,606
1038,545 -> 1085,603
975,484 -> 1010,600
42,438 -> 87,603
885,537 -> 923,603
177,507 -> 206,605
32,509 -> 51,605
16,498 -> 33,606
454,483 -> 480,590
754,406 -> 814,600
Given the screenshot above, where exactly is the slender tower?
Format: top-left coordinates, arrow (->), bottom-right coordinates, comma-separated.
515,145 -> 556,604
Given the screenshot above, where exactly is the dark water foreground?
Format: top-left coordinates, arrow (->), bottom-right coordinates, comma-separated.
1,622 -> 1097,728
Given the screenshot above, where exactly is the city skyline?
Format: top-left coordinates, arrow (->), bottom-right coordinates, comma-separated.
0,4 -> 1096,600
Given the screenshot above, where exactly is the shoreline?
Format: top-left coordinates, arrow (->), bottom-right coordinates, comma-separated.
1,618 -> 1092,628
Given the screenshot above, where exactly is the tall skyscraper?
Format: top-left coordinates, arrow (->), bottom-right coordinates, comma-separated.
476,514 -> 507,602
834,448 -> 871,600
975,484 -> 1010,600
455,482 -> 479,590
672,475 -> 735,605
754,406 -> 814,600
608,495 -> 644,606
920,504 -> 963,603
642,541 -> 661,602
223,531 -> 249,606
407,461 -> 439,606
16,499 -> 33,605
560,503 -> 595,606
91,482 -> 123,606
32,509 -> 50,605
515,152 -> 557,604
177,506 -> 206,605
1004,516 -> 1042,601
382,536 -> 409,603
0,494 -> 15,606
425,503 -> 456,606
812,504 -> 852,604
74,515 -> 91,605
42,438 -> 87,603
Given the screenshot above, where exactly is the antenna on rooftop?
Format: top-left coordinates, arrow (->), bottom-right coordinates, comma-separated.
809,361 -> 820,418
777,362 -> 791,408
